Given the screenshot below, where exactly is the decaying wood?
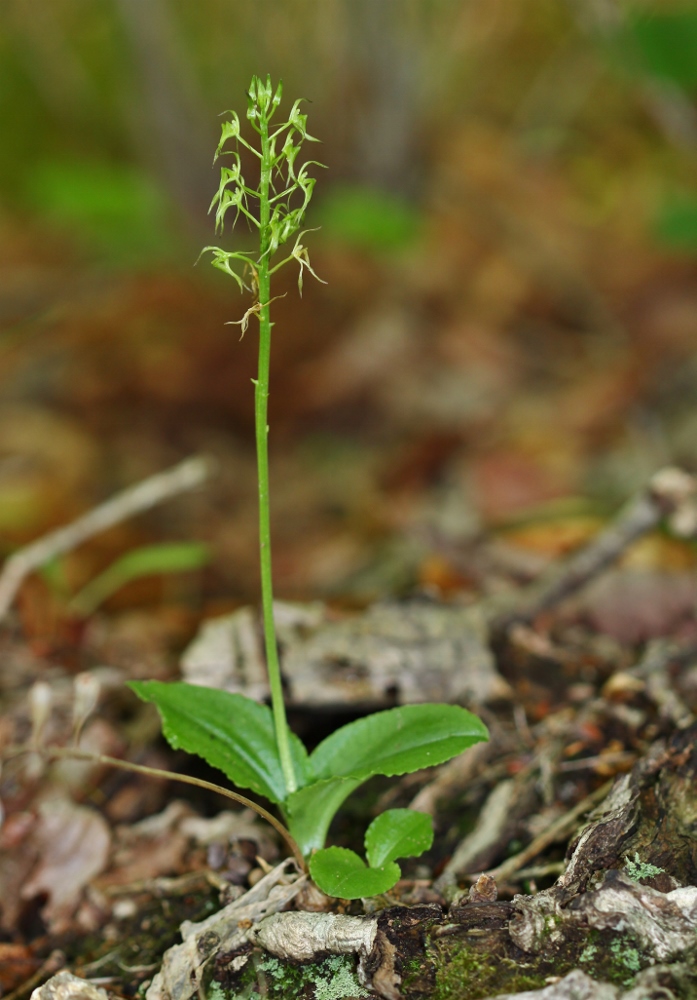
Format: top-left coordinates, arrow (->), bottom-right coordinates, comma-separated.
130,695 -> 697,1000
559,722 -> 697,894
252,910 -> 378,961
480,965 -> 695,1000
181,598 -> 509,709
22,466 -> 695,999
247,905 -> 442,1000
484,780 -> 613,889
491,722 -> 697,996
146,859 -> 306,1000
30,971 -> 109,1000
225,724 -> 697,1000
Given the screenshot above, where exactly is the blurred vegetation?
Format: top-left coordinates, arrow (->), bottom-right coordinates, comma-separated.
1,0 -> 696,264
3,0 -> 697,609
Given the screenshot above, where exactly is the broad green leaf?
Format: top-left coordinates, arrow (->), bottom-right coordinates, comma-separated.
309,847 -> 401,900
364,810 -> 433,868
129,681 -> 309,804
310,704 -> 488,783
71,542 -> 211,617
286,776 -> 362,856
286,707 -> 486,855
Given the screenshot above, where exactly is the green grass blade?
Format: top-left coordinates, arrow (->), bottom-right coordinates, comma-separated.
70,542 -> 211,616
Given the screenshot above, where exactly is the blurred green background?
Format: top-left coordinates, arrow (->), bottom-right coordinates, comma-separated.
4,0 -> 697,261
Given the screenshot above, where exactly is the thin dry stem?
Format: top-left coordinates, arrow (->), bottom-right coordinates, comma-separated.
3,743 -> 306,871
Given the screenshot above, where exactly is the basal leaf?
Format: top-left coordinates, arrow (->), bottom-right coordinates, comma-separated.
285,707 -> 486,856
285,776 -> 361,856
310,704 -> 488,783
309,847 -> 401,900
364,809 -> 433,868
129,680 -> 309,804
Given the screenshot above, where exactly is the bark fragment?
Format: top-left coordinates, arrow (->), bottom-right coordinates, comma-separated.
146,860 -> 305,1000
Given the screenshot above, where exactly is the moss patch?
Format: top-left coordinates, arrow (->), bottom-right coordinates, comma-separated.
578,929 -> 651,987
214,952 -> 369,1000
429,941 -> 549,1000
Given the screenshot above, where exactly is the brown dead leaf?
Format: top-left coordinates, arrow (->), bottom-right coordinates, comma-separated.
0,941 -> 39,992
101,830 -> 190,889
471,449 -> 572,522
22,797 -> 111,933
578,569 -> 697,645
0,813 -> 40,933
99,801 -> 195,888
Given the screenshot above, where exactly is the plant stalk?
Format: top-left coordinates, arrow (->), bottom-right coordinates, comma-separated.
256,107 -> 297,795
4,744 -> 306,871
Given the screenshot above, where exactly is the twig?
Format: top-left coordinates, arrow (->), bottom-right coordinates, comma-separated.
556,751 -> 637,773
506,861 -> 566,882
629,637 -> 696,728
0,454 -> 215,622
433,748 -> 544,893
484,780 -> 613,886
4,743 -> 307,872
490,467 -> 697,633
102,869 -> 228,898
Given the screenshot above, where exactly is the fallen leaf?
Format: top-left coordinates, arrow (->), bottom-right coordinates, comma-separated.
578,569 -> 697,644
22,797 -> 111,933
0,941 -> 38,991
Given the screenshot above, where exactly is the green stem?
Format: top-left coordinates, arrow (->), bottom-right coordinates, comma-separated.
256,107 -> 297,795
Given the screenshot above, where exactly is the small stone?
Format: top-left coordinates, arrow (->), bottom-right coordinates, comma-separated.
113,898 -> 138,920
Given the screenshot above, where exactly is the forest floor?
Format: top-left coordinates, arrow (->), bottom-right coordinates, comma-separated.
2,122 -> 697,1000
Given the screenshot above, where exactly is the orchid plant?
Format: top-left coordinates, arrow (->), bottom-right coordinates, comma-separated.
130,76 -> 488,899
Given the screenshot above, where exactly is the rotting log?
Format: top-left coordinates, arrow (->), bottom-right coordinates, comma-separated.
208,722 -> 697,1000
